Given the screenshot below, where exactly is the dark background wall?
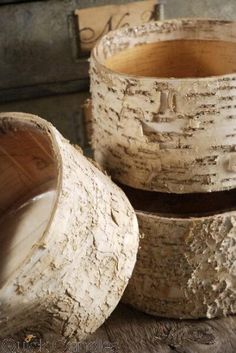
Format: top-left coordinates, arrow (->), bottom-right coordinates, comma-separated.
0,0 -> 235,148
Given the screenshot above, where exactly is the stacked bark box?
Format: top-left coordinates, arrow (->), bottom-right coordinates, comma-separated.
90,19 -> 236,318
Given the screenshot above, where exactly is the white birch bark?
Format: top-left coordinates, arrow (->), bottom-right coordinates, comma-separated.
90,19 -> 236,193
124,209 -> 236,319
0,112 -> 139,342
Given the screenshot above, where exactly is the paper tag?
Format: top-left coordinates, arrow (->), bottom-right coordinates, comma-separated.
75,1 -> 157,54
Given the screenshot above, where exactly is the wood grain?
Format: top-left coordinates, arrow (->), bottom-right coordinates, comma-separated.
9,304 -> 236,353
105,40 -> 236,78
104,304 -> 236,353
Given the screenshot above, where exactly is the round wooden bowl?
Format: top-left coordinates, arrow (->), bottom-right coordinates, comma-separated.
0,112 -> 139,341
121,184 -> 236,319
91,19 -> 236,193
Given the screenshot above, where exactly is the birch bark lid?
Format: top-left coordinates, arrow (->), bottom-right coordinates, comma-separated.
122,185 -> 236,319
0,112 -> 139,342
90,18 -> 236,193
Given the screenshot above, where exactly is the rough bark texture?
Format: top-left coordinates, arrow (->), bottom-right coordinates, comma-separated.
123,209 -> 236,319
0,112 -> 139,342
90,18 -> 236,193
6,303 -> 236,353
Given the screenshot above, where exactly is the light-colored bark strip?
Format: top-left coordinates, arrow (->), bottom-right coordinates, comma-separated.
90,19 -> 236,193
0,112 -> 139,342
123,209 -> 236,319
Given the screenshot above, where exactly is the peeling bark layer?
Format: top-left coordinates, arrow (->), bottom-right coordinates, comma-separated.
90,19 -> 236,193
123,206 -> 236,319
0,113 -> 139,342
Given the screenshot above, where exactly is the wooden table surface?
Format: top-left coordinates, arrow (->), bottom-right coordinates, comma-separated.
3,303 -> 236,353
88,304 -> 236,353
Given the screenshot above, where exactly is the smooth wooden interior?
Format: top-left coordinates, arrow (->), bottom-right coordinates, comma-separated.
105,40 -> 236,78
0,124 -> 58,286
120,183 -> 236,218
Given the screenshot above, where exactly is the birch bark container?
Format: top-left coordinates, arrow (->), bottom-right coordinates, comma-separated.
90,19 -> 236,193
0,112 -> 139,341
122,185 -> 236,319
